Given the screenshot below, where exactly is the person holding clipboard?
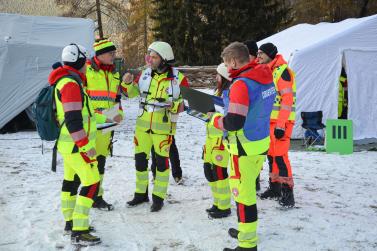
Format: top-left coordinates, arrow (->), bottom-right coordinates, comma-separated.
85,38 -> 124,211
202,63 -> 232,219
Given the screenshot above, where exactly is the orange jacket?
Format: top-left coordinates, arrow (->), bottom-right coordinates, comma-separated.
269,54 -> 295,128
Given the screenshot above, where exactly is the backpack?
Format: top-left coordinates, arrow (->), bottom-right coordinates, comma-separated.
33,84 -> 61,141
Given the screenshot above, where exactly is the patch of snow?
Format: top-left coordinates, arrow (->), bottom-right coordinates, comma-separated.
0,96 -> 377,250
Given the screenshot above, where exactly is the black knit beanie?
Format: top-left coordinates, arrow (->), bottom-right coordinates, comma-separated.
259,43 -> 278,59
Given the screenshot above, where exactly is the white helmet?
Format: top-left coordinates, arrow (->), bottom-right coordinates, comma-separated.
61,44 -> 89,63
216,63 -> 231,81
148,41 -> 175,63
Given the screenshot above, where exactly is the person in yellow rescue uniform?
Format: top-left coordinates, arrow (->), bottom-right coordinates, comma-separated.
209,42 -> 276,251
86,38 -> 123,211
203,63 -> 232,219
121,41 -> 187,212
48,44 -> 101,245
257,43 -> 296,208
338,68 -> 348,119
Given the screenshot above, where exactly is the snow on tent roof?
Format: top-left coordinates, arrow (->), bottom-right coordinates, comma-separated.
0,13 -> 95,129
258,15 -> 377,61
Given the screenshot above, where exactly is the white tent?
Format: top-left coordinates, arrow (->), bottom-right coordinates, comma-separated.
0,13 -> 95,129
258,14 -> 377,140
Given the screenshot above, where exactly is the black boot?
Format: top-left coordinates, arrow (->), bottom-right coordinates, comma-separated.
260,180 -> 281,200
205,205 -> 218,213
174,176 -> 183,185
223,246 -> 257,251
64,221 -> 95,235
64,220 -> 73,235
71,231 -> 101,246
93,196 -> 114,211
150,194 -> 164,212
256,175 -> 260,191
208,208 -> 231,218
127,192 -> 149,207
228,228 -> 239,239
279,184 -> 295,208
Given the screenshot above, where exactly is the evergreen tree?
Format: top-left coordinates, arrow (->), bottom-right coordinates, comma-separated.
151,0 -> 291,65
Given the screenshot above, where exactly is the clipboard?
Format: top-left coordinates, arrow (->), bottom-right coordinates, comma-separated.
180,86 -> 216,114
180,86 -> 224,122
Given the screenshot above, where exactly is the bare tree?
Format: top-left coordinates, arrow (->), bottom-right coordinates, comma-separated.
121,0 -> 154,68
0,0 -> 60,16
55,0 -> 129,37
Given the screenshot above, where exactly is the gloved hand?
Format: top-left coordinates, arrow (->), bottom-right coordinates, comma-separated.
274,127 -> 285,139
122,72 -> 134,84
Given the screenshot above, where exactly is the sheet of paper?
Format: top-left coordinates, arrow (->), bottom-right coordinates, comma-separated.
186,108 -> 209,122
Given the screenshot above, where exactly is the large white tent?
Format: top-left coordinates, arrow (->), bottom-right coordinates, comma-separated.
0,13 -> 95,129
258,14 -> 377,140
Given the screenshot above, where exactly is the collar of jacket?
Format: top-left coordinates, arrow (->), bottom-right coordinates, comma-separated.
151,66 -> 174,81
48,65 -> 87,86
229,61 -> 273,85
268,54 -> 287,71
229,61 -> 257,79
89,56 -> 115,73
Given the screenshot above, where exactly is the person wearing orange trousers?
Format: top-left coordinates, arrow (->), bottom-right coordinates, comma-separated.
257,43 -> 296,207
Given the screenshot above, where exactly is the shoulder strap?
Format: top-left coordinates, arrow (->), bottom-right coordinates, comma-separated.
273,64 -> 288,83
139,68 -> 153,96
51,120 -> 65,172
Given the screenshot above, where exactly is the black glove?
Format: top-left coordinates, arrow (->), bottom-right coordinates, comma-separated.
274,128 -> 285,139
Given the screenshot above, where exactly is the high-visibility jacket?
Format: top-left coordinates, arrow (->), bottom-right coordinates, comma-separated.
269,54 -> 296,128
121,67 -> 188,135
206,90 -> 225,138
47,65 -> 97,154
207,120 -> 224,138
212,62 -> 275,156
86,57 -> 123,124
338,75 -> 347,117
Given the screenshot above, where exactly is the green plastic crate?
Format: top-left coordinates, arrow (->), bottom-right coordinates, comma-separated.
325,119 -> 353,154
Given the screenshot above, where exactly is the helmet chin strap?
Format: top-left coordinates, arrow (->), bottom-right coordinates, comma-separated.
156,60 -> 169,73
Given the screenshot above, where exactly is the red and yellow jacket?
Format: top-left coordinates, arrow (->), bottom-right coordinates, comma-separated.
268,54 -> 296,128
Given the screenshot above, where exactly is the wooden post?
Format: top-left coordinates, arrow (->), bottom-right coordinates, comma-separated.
144,0 -> 148,52
96,0 -> 104,38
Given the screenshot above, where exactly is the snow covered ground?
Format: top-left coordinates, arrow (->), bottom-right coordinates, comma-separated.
1,97 -> 377,251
